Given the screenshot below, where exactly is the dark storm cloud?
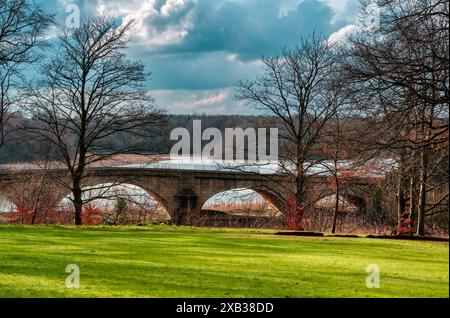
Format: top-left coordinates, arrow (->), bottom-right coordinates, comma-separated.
146,0 -> 339,60
37,0 -> 355,112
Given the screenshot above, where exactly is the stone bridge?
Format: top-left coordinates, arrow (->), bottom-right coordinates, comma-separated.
0,167 -> 378,225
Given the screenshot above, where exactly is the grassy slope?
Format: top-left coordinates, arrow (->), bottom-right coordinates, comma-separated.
0,225 -> 448,298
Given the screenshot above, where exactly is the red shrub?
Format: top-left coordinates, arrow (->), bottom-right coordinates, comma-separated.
397,211 -> 415,235
6,199 -> 73,225
284,193 -> 308,231
81,203 -> 102,225
6,204 -> 35,224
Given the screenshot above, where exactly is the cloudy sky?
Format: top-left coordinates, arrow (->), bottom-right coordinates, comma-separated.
39,0 -> 362,114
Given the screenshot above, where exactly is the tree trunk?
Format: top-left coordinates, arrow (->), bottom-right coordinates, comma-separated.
295,177 -> 304,212
397,173 -> 406,229
72,180 -> 83,225
31,208 -> 38,225
331,181 -> 339,234
73,138 -> 86,225
294,161 -> 305,208
416,148 -> 428,236
409,176 -> 415,215
294,171 -> 305,230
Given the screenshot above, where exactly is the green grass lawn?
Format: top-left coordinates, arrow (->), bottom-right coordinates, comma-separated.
0,224 -> 448,298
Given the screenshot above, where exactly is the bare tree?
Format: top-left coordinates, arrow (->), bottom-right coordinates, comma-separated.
0,0 -> 52,149
341,0 -> 449,235
236,33 -> 345,216
23,16 -> 165,225
316,114 -> 354,234
0,63 -> 16,149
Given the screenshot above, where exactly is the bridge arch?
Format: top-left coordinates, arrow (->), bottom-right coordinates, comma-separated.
200,187 -> 282,216
0,193 -> 17,213
57,182 -> 171,223
313,192 -> 367,214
